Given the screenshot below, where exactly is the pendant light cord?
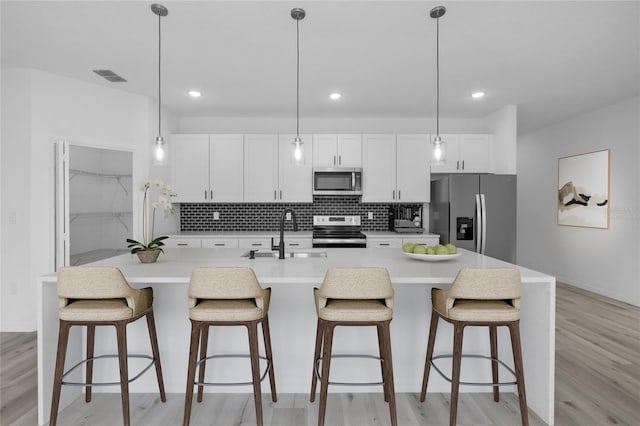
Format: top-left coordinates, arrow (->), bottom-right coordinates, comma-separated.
296,18 -> 300,138
158,12 -> 162,138
436,15 -> 440,138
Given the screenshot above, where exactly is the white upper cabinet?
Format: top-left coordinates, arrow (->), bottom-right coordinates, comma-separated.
278,134 -> 313,202
244,134 -> 279,202
362,134 -> 430,203
430,133 -> 490,173
172,134 -> 243,202
243,134 -> 313,203
172,134 -> 209,202
396,134 -> 430,202
361,134 -> 397,202
312,134 -> 362,168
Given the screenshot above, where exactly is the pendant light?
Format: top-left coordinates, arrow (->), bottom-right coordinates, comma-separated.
430,6 -> 446,165
151,4 -> 168,165
291,7 -> 305,165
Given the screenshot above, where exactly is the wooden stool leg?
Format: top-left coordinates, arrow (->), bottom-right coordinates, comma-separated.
489,325 -> 500,402
262,314 -> 278,402
49,320 -> 71,426
183,320 -> 201,426
318,323 -> 335,426
145,310 -> 166,402
247,321 -> 264,426
115,321 -> 131,426
381,321 -> 398,426
310,318 -> 325,402
449,322 -> 465,426
197,324 -> 209,403
376,323 -> 389,402
85,324 -> 95,403
420,309 -> 440,401
509,321 -> 529,426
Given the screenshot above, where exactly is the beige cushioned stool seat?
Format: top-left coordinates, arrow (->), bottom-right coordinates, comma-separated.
189,299 -> 264,322
445,299 -> 520,322
316,296 -> 393,322
59,299 -> 136,321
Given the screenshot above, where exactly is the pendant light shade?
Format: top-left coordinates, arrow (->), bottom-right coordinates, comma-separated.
291,7 -> 305,165
431,6 -> 446,165
152,4 -> 168,165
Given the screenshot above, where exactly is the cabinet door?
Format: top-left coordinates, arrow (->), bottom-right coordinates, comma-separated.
210,134 -> 244,202
278,134 -> 313,203
244,134 -> 279,202
367,237 -> 402,248
337,134 -> 362,167
396,134 -> 430,202
201,238 -> 239,248
238,238 -> 272,249
460,134 -> 490,172
164,238 -> 202,248
429,134 -> 460,173
172,134 -> 209,202
312,134 -> 338,167
407,237 -> 440,246
362,134 -> 397,202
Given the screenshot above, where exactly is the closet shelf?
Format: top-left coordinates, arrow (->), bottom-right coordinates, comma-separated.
69,169 -> 132,195
70,211 -> 132,232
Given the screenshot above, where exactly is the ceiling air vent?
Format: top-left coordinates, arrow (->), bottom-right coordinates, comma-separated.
92,69 -> 127,83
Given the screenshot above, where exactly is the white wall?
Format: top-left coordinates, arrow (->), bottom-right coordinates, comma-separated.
517,96 -> 640,305
484,104 -> 517,174
0,68 -> 178,331
179,116 -> 487,134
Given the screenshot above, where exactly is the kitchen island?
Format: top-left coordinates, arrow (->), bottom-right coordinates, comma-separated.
38,248 -> 555,425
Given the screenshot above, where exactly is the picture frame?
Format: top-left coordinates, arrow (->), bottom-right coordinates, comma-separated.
557,149 -> 610,228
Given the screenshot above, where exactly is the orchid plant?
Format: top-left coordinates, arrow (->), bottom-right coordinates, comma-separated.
127,178 -> 177,254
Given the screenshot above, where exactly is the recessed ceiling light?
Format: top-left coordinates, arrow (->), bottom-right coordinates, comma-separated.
329,92 -> 342,100
471,91 -> 485,99
188,90 -> 202,98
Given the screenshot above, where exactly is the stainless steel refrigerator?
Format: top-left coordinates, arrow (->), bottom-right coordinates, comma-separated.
429,174 -> 517,263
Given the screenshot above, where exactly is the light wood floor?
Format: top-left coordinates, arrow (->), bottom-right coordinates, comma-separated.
1,283 -> 639,425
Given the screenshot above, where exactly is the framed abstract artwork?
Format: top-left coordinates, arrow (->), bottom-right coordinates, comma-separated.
558,149 -> 610,228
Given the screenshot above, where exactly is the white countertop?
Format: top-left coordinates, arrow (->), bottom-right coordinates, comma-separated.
364,231 -> 439,237
42,248 -> 550,285
168,231 -> 438,238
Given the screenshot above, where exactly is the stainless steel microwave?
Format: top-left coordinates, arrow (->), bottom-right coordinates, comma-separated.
313,168 -> 362,195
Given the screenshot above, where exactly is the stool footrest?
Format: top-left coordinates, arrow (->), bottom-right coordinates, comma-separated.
315,354 -> 384,386
431,354 -> 517,386
195,354 -> 271,386
61,354 -> 155,386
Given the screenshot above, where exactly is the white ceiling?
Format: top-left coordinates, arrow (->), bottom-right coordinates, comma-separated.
2,1 -> 639,134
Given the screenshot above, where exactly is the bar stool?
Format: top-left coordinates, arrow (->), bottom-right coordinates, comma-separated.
183,267 -> 276,426
309,267 -> 397,426
420,267 -> 529,426
49,266 -> 166,426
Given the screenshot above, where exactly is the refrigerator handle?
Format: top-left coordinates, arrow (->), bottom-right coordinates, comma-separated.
475,194 -> 482,253
480,194 -> 487,254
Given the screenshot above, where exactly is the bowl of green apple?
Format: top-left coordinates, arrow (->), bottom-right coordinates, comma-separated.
401,242 -> 461,261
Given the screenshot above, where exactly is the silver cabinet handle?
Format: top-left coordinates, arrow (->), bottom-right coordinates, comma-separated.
214,243 -> 225,246
339,155 -> 342,165
204,190 -> 207,200
462,160 -> 465,170
210,189 -> 213,199
177,243 -> 188,246
280,190 -> 283,200
333,155 -> 336,165
251,243 -> 262,246
456,160 -> 460,170
289,243 -> 300,246
392,190 -> 396,199
398,190 -> 401,200
380,243 -> 390,246
274,190 -> 277,200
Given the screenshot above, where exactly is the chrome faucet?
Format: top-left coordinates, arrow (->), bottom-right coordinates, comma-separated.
271,209 -> 298,259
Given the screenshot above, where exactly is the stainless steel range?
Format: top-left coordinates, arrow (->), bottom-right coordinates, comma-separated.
312,215 -> 367,248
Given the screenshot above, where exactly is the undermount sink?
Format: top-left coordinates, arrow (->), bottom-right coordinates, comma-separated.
242,250 -> 327,259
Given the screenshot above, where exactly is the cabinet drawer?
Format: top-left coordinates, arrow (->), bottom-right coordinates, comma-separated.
367,237 -> 402,248
164,238 -> 202,248
201,238 -> 239,248
273,237 -> 313,249
404,237 -> 440,246
238,238 -> 272,249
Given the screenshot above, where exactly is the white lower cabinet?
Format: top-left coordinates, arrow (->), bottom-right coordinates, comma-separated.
367,237 -> 402,248
238,238 -> 272,249
201,238 -> 239,248
405,236 -> 440,246
164,238 -> 202,248
276,237 -> 313,249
